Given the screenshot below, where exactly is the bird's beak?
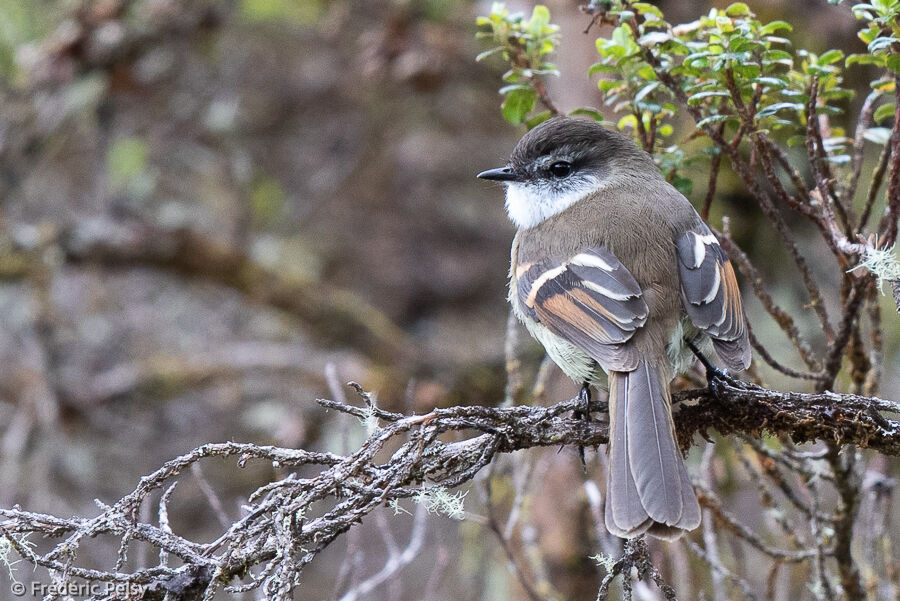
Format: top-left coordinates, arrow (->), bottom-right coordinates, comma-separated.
477,166 -> 521,182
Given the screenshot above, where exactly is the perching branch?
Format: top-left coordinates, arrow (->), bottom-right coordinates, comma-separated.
2,378 -> 899,600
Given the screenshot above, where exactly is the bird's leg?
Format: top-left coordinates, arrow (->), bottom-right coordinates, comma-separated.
573,381 -> 592,420
573,381 -> 591,472
684,337 -> 733,399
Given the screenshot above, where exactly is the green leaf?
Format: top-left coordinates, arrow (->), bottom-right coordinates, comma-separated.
887,54 -> 900,73
846,53 -> 885,67
732,63 -> 761,78
725,2 -> 752,17
501,87 -> 538,124
872,78 -> 895,92
696,114 -> 732,127
498,83 -> 532,95
717,52 -> 752,64
759,20 -> 793,35
528,5 -> 551,35
754,76 -> 788,88
863,127 -> 892,144
874,102 -> 896,123
859,25 -> 879,44
568,108 -> 610,123
852,5 -> 876,20
770,118 -> 797,130
756,102 -> 803,118
638,31 -> 672,46
475,47 -> 504,62
671,175 -> 693,196
872,0 -> 894,14
822,136 -> 852,151
818,49 -> 844,65
805,64 -> 835,76
589,63 -> 620,75
632,2 -> 664,18
598,79 -> 623,93
611,25 -> 636,50
684,51 -> 714,65
617,114 -> 638,130
526,110 -> 553,129
869,36 -> 898,53
636,64 -> 657,80
821,88 -> 855,102
764,49 -> 793,62
634,81 -> 661,105
687,90 -> 730,104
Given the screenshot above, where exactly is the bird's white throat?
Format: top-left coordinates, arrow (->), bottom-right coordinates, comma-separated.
505,177 -> 600,229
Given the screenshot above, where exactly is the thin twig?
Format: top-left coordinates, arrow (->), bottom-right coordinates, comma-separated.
879,74 -> 900,246
716,228 -> 822,371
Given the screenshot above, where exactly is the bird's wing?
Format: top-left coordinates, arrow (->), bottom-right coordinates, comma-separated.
675,223 -> 751,370
516,246 -> 648,371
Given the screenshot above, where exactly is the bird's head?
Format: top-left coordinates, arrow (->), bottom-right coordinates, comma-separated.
478,117 -> 653,229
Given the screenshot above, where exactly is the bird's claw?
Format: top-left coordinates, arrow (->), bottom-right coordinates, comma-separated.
573,382 -> 592,420
706,366 -> 730,401
683,337 -> 740,401
573,382 -> 591,473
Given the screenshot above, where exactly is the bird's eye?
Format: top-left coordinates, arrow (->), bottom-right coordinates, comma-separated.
549,161 -> 572,178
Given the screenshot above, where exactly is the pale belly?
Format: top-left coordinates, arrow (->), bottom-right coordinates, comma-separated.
509,284 -> 607,386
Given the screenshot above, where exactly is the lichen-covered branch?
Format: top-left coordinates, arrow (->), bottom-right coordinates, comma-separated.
1,378 -> 898,600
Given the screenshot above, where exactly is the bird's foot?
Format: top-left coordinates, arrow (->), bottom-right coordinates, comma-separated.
706,367 -> 731,401
573,382 -> 592,420
683,338 -> 739,401
572,382 -> 591,473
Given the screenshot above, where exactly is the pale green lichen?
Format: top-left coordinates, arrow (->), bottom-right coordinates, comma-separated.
0,533 -> 31,583
413,486 -> 468,520
851,242 -> 900,291
356,394 -> 381,435
388,499 -> 411,516
590,552 -> 617,573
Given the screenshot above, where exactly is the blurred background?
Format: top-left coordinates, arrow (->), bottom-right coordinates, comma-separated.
0,0 -> 897,599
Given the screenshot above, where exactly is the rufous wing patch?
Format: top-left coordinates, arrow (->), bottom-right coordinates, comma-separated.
514,246 -> 648,371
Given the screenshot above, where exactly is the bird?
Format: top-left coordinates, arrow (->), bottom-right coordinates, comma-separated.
477,116 -> 750,540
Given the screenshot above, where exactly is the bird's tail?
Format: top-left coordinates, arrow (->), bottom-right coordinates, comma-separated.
604,361 -> 701,540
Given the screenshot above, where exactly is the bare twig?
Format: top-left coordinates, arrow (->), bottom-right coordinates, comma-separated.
858,141 -> 891,234
879,74 -> 900,246
694,485 -> 818,563
825,444 -> 865,601
533,79 -> 562,117
716,228 -> 822,371
336,504 -> 427,601
701,143 -> 723,221
483,478 -> 547,601
844,90 -> 879,205
683,538 -> 758,601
